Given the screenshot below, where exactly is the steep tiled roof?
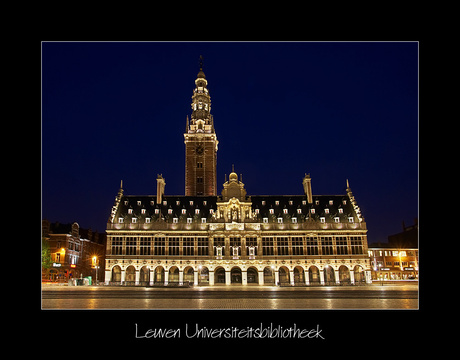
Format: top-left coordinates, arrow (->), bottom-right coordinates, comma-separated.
112,193 -> 359,224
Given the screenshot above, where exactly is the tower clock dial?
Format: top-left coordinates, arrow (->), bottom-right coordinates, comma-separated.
195,145 -> 204,155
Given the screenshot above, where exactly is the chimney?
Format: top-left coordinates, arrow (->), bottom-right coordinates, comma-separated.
302,173 -> 313,203
156,174 -> 166,204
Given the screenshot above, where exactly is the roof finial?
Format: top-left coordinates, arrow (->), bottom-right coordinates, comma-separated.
232,164 -> 235,172
199,55 -> 203,71
120,179 -> 123,189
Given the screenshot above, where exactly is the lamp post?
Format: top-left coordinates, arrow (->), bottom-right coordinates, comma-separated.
92,256 -> 98,285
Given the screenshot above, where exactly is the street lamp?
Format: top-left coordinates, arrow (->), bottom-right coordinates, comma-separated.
92,256 -> 98,285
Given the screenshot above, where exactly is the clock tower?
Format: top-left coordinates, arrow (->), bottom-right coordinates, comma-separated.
184,57 -> 218,196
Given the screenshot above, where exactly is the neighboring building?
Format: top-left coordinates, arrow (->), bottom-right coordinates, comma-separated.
368,219 -> 419,281
42,220 -> 106,283
368,245 -> 418,280
104,62 -> 372,286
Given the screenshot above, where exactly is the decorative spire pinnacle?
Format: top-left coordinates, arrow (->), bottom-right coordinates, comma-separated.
199,55 -> 203,71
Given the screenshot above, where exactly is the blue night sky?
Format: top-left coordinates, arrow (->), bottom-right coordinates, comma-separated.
42,41 -> 418,243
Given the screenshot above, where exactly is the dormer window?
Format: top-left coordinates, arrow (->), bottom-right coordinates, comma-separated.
302,200 -> 306,205
283,209 -> 288,214
182,209 -> 187,215
118,217 -> 123,223
190,201 -> 194,206
297,209 -> 302,214
173,218 -> 178,223
269,209 -> 274,214
141,209 -> 146,214
311,209 -> 315,214
203,201 -> 207,206
187,218 -> 192,224
195,209 -> 200,214
176,201 -> 180,205
155,209 -> 159,214
289,200 -> 293,205
325,209 -> 329,214
329,200 -> 333,205
145,218 -> 151,223
132,218 -> 137,223
334,217 -> 340,223
275,201 -> 280,206
320,217 -> 325,223
150,200 -> 154,205
137,201 -> 141,206
263,218 -> 268,223
277,218 -> 283,223
343,200 -> 347,205
348,217 -> 354,223
128,209 -> 133,214
339,208 -> 343,214
201,218 -> 206,223
292,217 -> 297,223
255,209 -> 259,214
163,201 -> 167,206
262,201 -> 266,206
168,209 -> 173,214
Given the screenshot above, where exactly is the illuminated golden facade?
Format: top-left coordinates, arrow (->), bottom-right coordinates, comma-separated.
104,62 -> 372,286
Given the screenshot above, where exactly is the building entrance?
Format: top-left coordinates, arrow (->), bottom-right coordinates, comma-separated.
231,267 -> 242,283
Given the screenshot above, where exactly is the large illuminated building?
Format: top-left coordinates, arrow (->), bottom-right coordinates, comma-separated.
104,61 -> 372,286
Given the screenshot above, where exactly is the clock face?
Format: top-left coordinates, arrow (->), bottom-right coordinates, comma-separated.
195,145 -> 204,155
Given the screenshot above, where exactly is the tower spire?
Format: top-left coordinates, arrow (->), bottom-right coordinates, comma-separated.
184,58 -> 218,196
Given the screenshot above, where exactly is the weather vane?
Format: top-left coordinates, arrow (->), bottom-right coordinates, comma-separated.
199,55 -> 204,70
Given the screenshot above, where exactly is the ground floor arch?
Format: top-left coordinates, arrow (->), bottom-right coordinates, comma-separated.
231,266 -> 242,284
198,266 -> 209,284
125,265 -> 136,284
293,266 -> 305,285
323,266 -> 335,285
309,265 -> 320,284
339,265 -> 351,284
354,265 -> 365,283
278,266 -> 290,285
247,267 -> 259,284
139,266 -> 150,285
263,266 -> 275,285
112,265 -> 122,283
214,266 -> 226,284
153,266 -> 165,285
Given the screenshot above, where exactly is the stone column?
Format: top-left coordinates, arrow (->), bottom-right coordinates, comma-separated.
149,268 -> 154,286
258,270 -> 264,285
164,271 -> 169,286
350,270 -> 355,285
225,269 -> 231,285
242,269 -> 247,285
135,269 -> 140,285
304,269 -> 309,286
319,269 -> 325,285
335,269 -> 340,285
274,270 -> 279,286
289,269 -> 295,286
209,270 -> 215,285
194,269 -> 199,286
179,270 -> 184,285
104,270 -> 111,285
121,269 -> 126,285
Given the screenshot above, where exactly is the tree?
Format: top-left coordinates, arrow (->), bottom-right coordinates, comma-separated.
42,237 -> 52,270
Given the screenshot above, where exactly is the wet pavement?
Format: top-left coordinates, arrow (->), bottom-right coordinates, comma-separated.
42,284 -> 418,309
